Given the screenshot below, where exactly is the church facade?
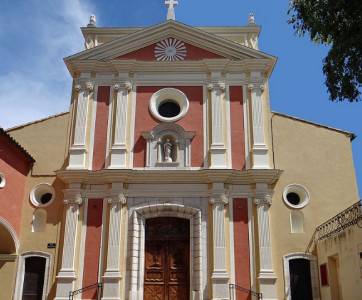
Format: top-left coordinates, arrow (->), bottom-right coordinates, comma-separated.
0,6 -> 360,300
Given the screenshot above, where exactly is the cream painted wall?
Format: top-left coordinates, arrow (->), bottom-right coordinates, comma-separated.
0,260 -> 16,300
8,112 -> 70,174
5,114 -> 70,299
269,113 -> 360,299
317,225 -> 362,300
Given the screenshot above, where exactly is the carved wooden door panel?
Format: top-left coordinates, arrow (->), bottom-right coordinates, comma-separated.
144,218 -> 190,300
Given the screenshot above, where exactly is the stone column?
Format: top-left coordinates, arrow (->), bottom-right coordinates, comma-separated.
102,193 -> 127,300
208,82 -> 227,168
248,83 -> 269,169
109,81 -> 132,169
55,193 -> 83,300
68,81 -> 93,169
253,188 -> 277,299
209,193 -> 229,300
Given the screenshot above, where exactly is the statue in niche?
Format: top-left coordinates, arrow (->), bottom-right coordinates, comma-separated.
163,139 -> 173,162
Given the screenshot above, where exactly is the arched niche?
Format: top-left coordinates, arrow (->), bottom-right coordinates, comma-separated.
0,218 -> 19,254
141,123 -> 195,168
290,211 -> 304,233
32,209 -> 47,232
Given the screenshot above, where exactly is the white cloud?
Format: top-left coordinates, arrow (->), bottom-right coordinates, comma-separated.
0,0 -> 94,129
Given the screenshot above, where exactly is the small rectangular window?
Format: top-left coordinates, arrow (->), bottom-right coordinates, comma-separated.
320,264 -> 328,286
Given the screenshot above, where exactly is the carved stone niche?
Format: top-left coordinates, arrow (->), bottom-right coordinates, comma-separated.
141,123 -> 195,168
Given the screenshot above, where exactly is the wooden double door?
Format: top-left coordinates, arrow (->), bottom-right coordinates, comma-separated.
144,217 -> 190,300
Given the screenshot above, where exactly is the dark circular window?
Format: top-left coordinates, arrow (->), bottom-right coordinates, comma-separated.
41,193 -> 53,205
286,192 -> 300,205
158,101 -> 180,118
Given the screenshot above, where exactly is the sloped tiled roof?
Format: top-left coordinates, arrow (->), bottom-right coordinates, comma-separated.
0,127 -> 35,163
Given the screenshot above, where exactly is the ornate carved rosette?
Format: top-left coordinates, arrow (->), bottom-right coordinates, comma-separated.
155,38 -> 187,61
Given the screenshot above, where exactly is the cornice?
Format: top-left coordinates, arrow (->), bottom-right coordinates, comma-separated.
56,169 -> 283,185
65,21 -> 276,77
66,58 -> 275,79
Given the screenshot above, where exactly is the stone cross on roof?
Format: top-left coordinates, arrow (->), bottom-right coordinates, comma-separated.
165,0 -> 178,20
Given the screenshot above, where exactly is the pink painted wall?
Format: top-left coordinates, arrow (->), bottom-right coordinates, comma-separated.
230,86 -> 246,170
82,199 -> 103,299
118,41 -> 223,61
233,198 -> 251,300
0,134 -> 31,236
133,86 -> 204,168
92,86 -> 110,170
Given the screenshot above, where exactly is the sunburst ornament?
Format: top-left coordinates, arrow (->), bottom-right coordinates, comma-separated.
155,38 -> 187,61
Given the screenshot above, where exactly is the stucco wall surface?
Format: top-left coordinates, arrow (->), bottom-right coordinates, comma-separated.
269,113 -> 360,299
317,226 -> 362,300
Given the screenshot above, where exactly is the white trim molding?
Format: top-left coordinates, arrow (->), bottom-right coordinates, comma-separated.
127,202 -> 204,300
102,193 -> 127,300
0,217 -> 19,253
283,253 -> 320,300
13,251 -> 51,300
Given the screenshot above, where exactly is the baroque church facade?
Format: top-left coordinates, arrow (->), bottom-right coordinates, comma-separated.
0,4 -> 361,300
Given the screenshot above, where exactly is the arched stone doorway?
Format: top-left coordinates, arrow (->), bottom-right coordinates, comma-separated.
128,203 -> 204,300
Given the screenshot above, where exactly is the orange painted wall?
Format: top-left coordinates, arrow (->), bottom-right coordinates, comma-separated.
82,199 -> 103,299
233,198 -> 251,300
0,134 -> 31,236
133,86 -> 204,167
92,86 -> 110,170
118,41 -> 223,61
230,86 -> 246,170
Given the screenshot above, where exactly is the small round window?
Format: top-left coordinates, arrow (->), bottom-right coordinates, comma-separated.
149,88 -> 189,122
0,173 -> 5,188
30,183 -> 56,207
283,184 -> 310,209
158,100 -> 181,118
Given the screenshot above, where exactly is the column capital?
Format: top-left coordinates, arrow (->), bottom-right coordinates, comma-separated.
253,197 -> 272,206
209,194 -> 229,205
114,81 -> 132,91
74,80 -> 94,91
247,83 -> 265,92
106,193 -> 127,205
207,81 -> 226,91
63,193 -> 83,205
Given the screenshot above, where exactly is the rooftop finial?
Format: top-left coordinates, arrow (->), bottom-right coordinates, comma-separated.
87,14 -> 96,27
165,0 -> 178,21
248,13 -> 256,26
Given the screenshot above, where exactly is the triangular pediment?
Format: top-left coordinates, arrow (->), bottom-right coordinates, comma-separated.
65,20 -> 275,62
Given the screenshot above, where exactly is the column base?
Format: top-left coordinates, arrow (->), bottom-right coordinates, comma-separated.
102,271 -> 122,300
252,145 -> 269,169
54,270 -> 76,300
210,146 -> 227,169
67,146 -> 87,169
258,271 -> 277,300
109,146 -> 127,169
211,271 -> 229,300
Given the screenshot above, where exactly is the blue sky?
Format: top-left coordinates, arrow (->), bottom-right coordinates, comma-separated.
0,0 -> 361,197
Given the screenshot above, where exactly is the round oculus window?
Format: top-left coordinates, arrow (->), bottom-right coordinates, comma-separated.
0,173 -> 5,188
283,184 -> 310,209
149,88 -> 189,122
30,183 -> 56,207
158,100 -> 181,118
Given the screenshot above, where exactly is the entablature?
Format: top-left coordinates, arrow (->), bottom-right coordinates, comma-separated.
56,168 -> 283,185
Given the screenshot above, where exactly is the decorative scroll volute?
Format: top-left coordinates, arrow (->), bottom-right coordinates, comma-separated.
209,194 -> 229,205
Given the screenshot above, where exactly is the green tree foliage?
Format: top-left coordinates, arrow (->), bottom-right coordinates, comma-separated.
288,0 -> 362,102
